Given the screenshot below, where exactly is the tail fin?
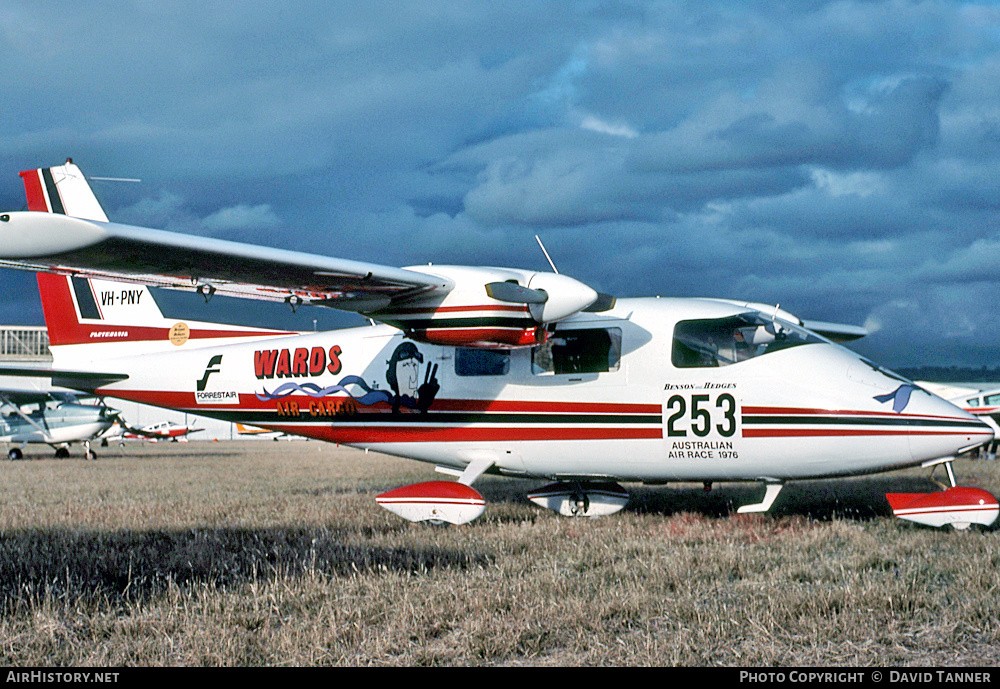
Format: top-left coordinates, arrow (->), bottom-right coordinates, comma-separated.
19,159 -> 109,222
38,273 -> 176,348
38,273 -> 296,364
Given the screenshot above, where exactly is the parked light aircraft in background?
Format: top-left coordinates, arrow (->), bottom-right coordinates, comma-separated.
102,419 -> 204,443
0,160 -> 996,529
0,387 -> 120,459
235,423 -> 295,440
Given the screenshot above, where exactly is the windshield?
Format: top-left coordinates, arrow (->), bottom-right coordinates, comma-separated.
672,313 -> 826,368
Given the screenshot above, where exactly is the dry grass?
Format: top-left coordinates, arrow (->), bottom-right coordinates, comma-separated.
1,440 -> 998,666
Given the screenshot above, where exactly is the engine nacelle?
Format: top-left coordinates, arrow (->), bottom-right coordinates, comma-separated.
377,265 -> 603,348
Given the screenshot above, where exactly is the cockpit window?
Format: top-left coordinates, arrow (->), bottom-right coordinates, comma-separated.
672,313 -> 824,368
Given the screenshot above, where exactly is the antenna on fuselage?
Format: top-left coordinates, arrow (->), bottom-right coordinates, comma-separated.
535,235 -> 559,274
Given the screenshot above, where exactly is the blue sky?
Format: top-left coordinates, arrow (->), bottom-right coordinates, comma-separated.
2,1 -> 1000,368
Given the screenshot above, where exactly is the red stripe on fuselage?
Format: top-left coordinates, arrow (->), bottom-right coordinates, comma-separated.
96,389 -> 663,443
101,389 -> 661,416
260,425 -> 663,444
388,304 -> 530,316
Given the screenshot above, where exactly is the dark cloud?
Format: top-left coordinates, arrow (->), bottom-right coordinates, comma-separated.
2,1 -> 1000,368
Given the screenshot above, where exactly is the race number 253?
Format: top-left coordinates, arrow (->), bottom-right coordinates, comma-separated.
664,393 -> 737,438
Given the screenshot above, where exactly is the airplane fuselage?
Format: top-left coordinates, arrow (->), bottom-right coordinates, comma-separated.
0,403 -> 115,445
65,297 -> 991,484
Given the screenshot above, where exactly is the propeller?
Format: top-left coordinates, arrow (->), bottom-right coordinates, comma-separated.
485,272 -> 617,323
485,281 -> 548,304
583,293 -> 616,312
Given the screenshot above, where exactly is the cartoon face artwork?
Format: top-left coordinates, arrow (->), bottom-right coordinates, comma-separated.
385,342 -> 439,413
395,352 -> 421,399
256,340 -> 440,415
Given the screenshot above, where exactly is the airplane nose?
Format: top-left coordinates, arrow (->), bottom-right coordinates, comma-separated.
905,387 -> 994,463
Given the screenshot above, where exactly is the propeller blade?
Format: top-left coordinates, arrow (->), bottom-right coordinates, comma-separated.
582,293 -> 616,312
485,281 -> 548,304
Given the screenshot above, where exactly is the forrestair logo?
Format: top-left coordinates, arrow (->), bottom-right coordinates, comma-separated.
197,355 -> 223,391
195,355 -> 238,404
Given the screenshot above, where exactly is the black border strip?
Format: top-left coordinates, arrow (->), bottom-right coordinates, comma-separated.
40,167 -> 65,215
743,414 -> 986,430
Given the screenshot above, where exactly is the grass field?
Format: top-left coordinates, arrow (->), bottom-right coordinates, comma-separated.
1,440 -> 998,666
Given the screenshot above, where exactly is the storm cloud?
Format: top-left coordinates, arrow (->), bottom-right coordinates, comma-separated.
2,1 -> 1000,368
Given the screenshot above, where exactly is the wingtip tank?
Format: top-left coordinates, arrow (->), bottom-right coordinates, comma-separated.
886,486 -> 999,530
375,480 -> 486,525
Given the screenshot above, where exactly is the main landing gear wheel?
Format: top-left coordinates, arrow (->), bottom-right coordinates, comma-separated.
8,448 -> 22,461
526,481 -> 630,517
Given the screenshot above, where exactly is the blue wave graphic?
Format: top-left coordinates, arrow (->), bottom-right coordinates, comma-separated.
256,375 -> 393,406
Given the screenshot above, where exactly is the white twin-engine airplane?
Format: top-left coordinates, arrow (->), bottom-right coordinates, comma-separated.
0,160 -> 997,529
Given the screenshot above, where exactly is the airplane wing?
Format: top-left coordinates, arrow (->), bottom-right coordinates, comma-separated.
0,388 -> 76,407
0,364 -> 128,392
5,160 -> 450,312
0,161 -> 610,349
0,211 -> 451,313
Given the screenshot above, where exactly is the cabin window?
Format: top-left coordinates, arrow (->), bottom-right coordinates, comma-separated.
455,348 -> 510,376
672,313 -> 824,368
984,393 -> 1000,406
967,397 -> 982,407
532,328 -> 622,375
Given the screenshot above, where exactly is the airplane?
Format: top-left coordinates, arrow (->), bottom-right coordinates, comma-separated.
0,387 -> 121,460
0,159 -> 996,529
102,419 -> 204,443
235,423 -> 296,440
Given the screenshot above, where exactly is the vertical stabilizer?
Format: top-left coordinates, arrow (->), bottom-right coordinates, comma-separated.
37,273 -> 297,366
19,159 -> 109,222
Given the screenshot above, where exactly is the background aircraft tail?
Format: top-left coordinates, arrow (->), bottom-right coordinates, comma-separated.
19,159 -> 109,222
